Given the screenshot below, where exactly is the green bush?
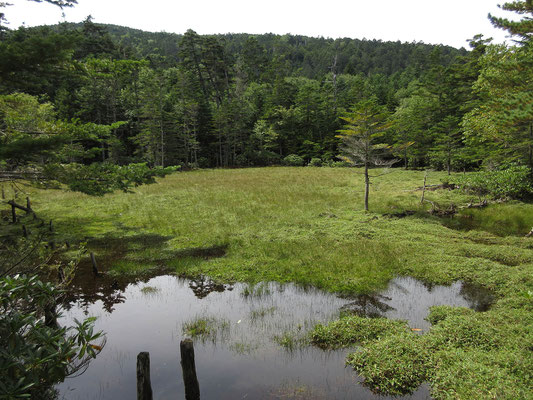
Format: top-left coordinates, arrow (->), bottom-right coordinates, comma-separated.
325,159 -> 351,167
308,157 -> 323,167
0,275 -> 103,399
283,154 -> 305,166
43,162 -> 179,195
455,165 -> 533,200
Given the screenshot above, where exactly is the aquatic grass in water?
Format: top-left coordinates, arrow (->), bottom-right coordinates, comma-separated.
182,316 -> 230,341
139,285 -> 159,294
250,306 -> 277,320
273,329 -> 310,351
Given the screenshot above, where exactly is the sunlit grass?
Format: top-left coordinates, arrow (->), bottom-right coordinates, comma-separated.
18,167 -> 533,295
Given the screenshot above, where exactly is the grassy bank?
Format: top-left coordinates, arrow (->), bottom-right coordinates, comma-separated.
14,167 -> 533,399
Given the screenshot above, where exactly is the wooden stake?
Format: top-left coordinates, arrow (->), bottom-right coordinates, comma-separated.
58,266 -> 65,283
180,339 -> 200,400
22,225 -> 28,238
11,203 -> 16,223
136,352 -> 153,400
420,172 -> 427,205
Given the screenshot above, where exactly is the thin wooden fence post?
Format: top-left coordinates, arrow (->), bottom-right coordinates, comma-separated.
137,352 -> 153,400
11,203 -> 16,223
180,339 -> 200,400
26,197 -> 31,212
420,172 -> 427,205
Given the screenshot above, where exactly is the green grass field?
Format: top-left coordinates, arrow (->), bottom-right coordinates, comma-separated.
12,167 -> 533,399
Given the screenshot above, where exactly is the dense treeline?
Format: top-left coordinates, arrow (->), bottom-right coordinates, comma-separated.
0,7 -> 531,173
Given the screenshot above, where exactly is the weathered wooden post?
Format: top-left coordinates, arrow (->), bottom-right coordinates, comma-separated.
22,225 -> 28,238
420,172 -> 427,205
137,352 -> 153,400
11,203 -> 16,223
26,197 -> 31,213
57,265 -> 65,283
180,339 -> 200,400
90,252 -> 100,277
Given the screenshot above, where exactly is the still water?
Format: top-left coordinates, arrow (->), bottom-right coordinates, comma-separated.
57,274 -> 491,399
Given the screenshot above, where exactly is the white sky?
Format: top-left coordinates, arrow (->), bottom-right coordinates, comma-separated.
5,0 -> 518,49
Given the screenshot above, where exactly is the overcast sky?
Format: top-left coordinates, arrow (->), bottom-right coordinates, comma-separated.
5,0 -> 517,49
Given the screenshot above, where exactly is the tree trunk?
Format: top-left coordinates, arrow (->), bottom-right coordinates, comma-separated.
447,150 -> 451,176
528,122 -> 533,174
364,162 -> 369,212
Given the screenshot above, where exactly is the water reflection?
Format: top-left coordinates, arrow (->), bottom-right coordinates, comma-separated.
342,277 -> 493,331
57,276 -> 434,400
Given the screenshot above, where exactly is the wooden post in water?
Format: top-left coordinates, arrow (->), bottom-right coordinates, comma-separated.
180,339 -> 200,400
136,352 -> 153,400
90,252 -> 99,276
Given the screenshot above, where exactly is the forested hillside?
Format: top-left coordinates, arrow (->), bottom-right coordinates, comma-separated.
0,10 -> 531,174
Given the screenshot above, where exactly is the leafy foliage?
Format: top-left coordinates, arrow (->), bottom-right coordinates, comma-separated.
282,154 -> 305,166
0,275 -> 103,399
43,162 -> 179,195
454,164 -> 533,199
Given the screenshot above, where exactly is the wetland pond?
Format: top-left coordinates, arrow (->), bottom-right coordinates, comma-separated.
57,273 -> 492,399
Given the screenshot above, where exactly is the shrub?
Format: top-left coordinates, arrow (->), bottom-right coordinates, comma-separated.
283,154 -> 305,166
325,159 -> 351,168
43,162 -> 179,195
454,165 -> 533,200
308,158 -> 323,167
0,275 -> 103,399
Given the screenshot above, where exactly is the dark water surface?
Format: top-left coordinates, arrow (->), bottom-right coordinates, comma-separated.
57,274 -> 491,399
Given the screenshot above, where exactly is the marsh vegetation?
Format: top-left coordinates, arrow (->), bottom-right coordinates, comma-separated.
5,166 -> 529,399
